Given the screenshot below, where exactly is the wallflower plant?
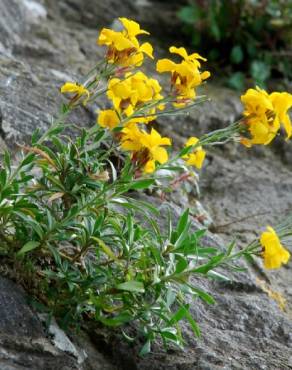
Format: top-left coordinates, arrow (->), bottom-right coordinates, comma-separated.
0,17 -> 291,355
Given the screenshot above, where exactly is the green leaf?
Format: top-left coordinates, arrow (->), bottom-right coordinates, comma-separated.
178,146 -> 193,157
194,229 -> 206,239
209,5 -> 221,41
226,239 -> 237,256
170,304 -> 200,337
175,255 -> 188,274
4,151 -> 11,171
169,305 -> 188,325
139,340 -> 151,356
0,169 -> 7,187
61,103 -> 69,114
128,179 -> 155,190
177,209 -> 189,235
91,236 -> 118,261
207,270 -> 230,281
227,72 -> 245,91
99,312 -> 132,327
111,197 -> 159,216
250,60 -> 271,87
230,45 -> 244,64
121,330 -> 135,342
177,6 -> 198,24
174,228 -> 190,251
107,160 -> 117,182
17,241 -> 40,256
160,328 -> 179,343
47,244 -> 62,266
47,124 -> 65,137
166,288 -> 177,308
31,129 -> 41,145
185,308 -> 201,337
13,212 -> 44,239
197,247 -> 217,256
190,253 -> 225,274
188,286 -> 215,304
21,153 -> 36,167
116,281 -> 145,293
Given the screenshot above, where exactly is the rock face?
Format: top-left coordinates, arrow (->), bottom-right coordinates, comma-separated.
0,277 -> 79,370
0,1 -> 292,369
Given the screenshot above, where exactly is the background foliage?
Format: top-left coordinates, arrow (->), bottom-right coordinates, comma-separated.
178,0 -> 292,90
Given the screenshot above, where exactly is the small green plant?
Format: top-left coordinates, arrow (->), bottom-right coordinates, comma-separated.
178,0 -> 292,90
0,17 -> 291,354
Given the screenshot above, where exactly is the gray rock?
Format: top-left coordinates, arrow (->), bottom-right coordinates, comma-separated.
0,277 -> 79,369
0,0 -> 292,369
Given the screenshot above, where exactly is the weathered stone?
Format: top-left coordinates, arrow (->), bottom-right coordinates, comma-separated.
0,277 -> 79,369
0,0 -> 292,369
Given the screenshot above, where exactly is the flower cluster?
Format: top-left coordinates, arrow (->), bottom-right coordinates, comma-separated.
93,20 -> 210,173
97,17 -> 153,67
121,126 -> 171,173
240,87 -> 292,147
106,71 -> 164,124
157,46 -> 210,106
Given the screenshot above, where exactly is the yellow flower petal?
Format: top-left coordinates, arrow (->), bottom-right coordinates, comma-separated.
151,146 -> 168,164
144,160 -> 156,173
183,137 -> 206,169
156,59 -> 176,73
169,46 -> 189,60
169,46 -> 207,67
185,137 -> 199,147
139,42 -> 154,59
201,71 -> 211,80
98,29 -> 134,50
97,109 -> 120,130
119,18 -> 150,37
270,92 -> 292,139
186,150 -> 206,169
121,123 -> 144,152
60,82 -> 90,104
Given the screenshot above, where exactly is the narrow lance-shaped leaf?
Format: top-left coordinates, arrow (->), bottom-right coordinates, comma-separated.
116,281 -> 145,293
17,241 -> 40,256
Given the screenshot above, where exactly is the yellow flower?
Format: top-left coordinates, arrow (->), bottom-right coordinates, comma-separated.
60,82 -> 90,105
97,109 -> 120,130
260,226 -> 290,269
120,125 -> 171,173
120,123 -> 144,152
270,92 -> 292,139
183,137 -> 206,169
97,18 -> 153,67
240,87 -> 292,146
140,129 -> 171,173
241,87 -> 278,146
107,72 -> 164,122
156,46 -> 210,105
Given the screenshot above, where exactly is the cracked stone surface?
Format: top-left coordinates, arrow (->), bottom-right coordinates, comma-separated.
0,0 -> 291,369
